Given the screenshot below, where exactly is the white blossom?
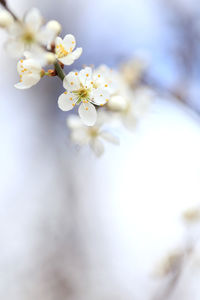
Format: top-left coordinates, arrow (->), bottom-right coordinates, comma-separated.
15,53 -> 42,89
120,55 -> 149,87
0,9 -> 14,28
93,65 -> 122,95
5,8 -> 59,59
58,67 -> 111,126
55,34 -> 82,65
67,112 -> 119,156
108,86 -> 154,129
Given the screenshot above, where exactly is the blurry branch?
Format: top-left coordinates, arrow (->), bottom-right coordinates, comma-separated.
142,74 -> 200,115
0,0 -> 6,6
152,206 -> 200,300
157,0 -> 200,115
152,246 -> 193,300
0,0 -> 18,20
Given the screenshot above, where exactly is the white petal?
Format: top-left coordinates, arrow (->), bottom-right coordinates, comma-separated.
23,51 -> 32,59
58,92 -> 77,111
7,22 -> 23,36
107,95 -> 128,111
24,47 -> 49,66
15,74 -> 40,89
24,58 -> 41,71
58,53 -> 76,65
63,34 -> 76,51
67,115 -> 83,129
5,39 -> 24,58
24,8 -> 43,31
17,58 -> 41,76
90,139 -> 104,157
38,26 -> 55,45
71,128 -> 90,145
91,88 -> 110,105
58,48 -> 82,65
78,102 -> 97,126
100,131 -> 120,145
72,47 -> 82,59
63,72 -> 81,91
79,67 -> 93,86
55,36 -> 63,47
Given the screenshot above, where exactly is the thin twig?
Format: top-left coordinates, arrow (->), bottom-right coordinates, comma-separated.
54,61 -> 66,81
0,0 -> 18,20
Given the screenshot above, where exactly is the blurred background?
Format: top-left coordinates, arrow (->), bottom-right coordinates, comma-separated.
1,0 -> 200,299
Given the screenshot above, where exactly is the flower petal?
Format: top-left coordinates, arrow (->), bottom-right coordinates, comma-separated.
55,36 -> 63,47
100,131 -> 120,145
63,72 -> 81,91
91,89 -> 110,105
17,58 -> 41,74
23,48 -> 48,66
15,73 -> 40,89
63,34 -> 76,51
90,138 -> 104,156
58,48 -> 82,65
67,115 -> 83,129
7,22 -> 23,36
24,8 -> 43,31
78,102 -> 97,126
58,92 -> 77,111
58,53 -> 76,65
72,47 -> 82,60
5,39 -> 24,58
79,67 -> 92,86
71,128 -> 90,145
38,25 -> 55,45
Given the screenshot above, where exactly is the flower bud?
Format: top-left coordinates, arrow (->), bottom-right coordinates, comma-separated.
107,95 -> 128,112
46,20 -> 61,35
45,52 -> 56,64
0,10 -> 14,28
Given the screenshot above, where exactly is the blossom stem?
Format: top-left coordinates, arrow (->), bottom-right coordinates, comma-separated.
54,61 -> 65,81
0,0 -> 18,20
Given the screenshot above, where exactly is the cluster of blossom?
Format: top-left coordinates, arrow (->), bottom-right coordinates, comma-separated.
0,2 -> 154,156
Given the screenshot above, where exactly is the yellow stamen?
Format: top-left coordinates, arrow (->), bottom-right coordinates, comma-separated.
56,44 -> 69,58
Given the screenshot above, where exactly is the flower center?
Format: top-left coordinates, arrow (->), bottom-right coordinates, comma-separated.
56,44 -> 73,58
22,29 -> 35,44
88,127 -> 99,138
73,88 -> 90,103
78,88 -> 89,98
